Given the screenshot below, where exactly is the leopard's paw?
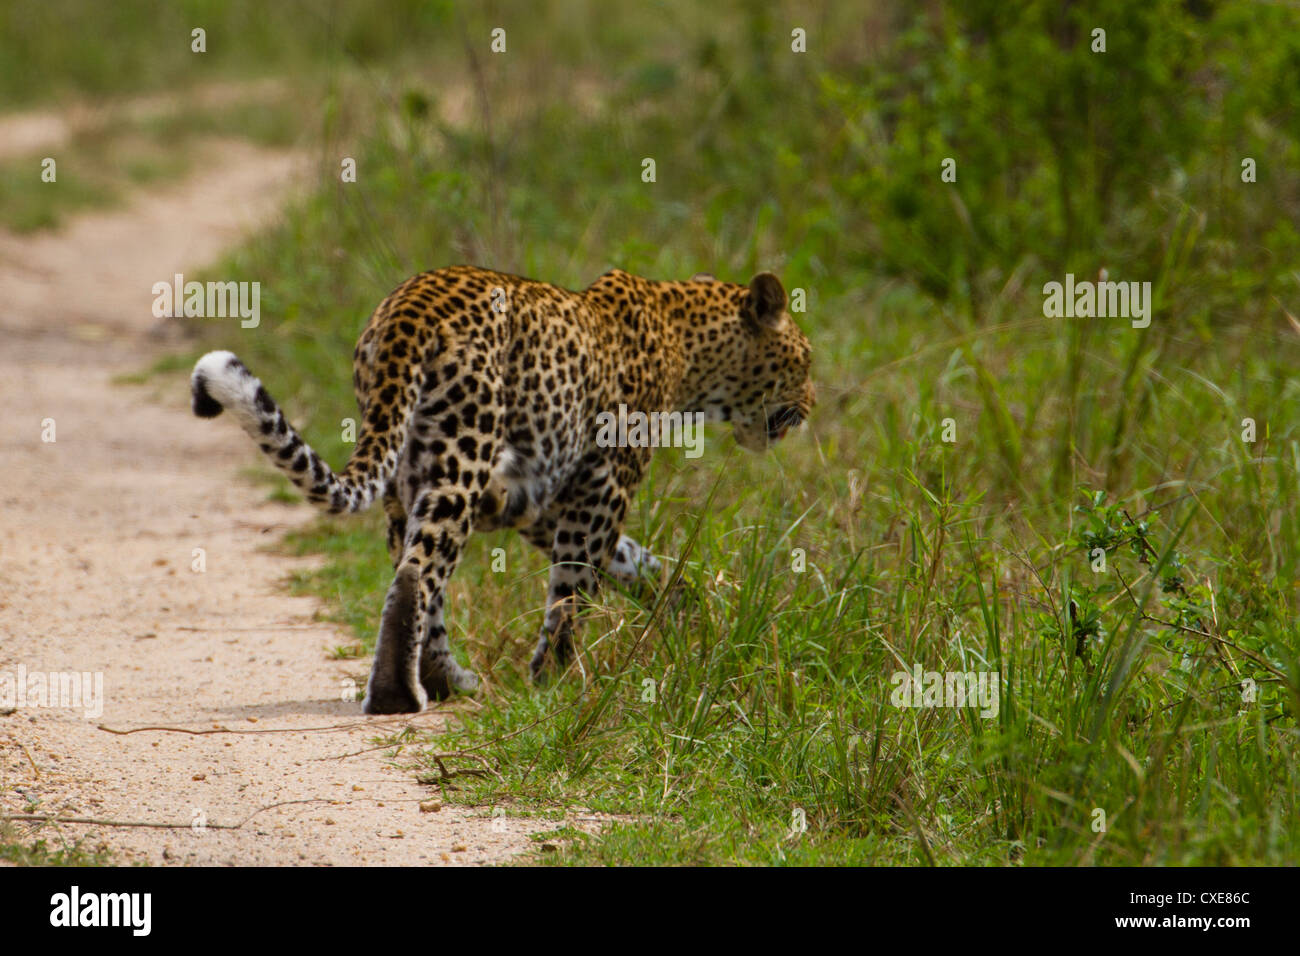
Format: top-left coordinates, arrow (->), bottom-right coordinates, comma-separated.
420,657 -> 481,702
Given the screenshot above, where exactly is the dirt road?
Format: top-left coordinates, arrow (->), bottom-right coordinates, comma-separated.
0,134 -> 546,865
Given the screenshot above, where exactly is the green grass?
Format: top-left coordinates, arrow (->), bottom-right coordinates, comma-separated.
0,148 -> 120,232
0,818 -> 115,866
0,0 -> 456,106
176,0 -> 1300,865
0,1 -> 450,232
111,352 -> 204,386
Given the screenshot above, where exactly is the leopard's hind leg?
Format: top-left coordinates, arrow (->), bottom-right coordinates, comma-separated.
365,485 -> 486,712
361,562 -> 424,713
363,348 -> 500,712
383,486 -> 407,569
359,490 -> 424,713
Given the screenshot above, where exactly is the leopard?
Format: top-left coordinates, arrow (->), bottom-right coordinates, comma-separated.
190,265 -> 814,714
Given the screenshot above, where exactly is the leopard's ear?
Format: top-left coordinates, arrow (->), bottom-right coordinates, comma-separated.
742,272 -> 786,330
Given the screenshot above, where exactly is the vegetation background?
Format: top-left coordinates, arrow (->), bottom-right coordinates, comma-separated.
4,0 -> 1298,864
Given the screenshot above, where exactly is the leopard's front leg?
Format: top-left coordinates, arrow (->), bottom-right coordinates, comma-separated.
521,513 -> 660,586
607,533 -> 662,583
528,452 -> 641,682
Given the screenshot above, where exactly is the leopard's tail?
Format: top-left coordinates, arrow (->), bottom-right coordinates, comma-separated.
190,350 -> 413,514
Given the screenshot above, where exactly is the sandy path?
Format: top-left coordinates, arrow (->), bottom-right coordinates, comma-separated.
0,78 -> 288,161
0,137 -> 549,865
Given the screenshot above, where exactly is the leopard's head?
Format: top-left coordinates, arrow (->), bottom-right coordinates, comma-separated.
725,272 -> 815,453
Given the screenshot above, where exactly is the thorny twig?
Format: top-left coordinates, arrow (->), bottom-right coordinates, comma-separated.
5,798 -> 331,831
1113,565 -> 1282,680
96,716 -> 441,737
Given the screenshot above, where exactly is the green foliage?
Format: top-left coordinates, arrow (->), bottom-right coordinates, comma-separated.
1060,488 -> 1295,723
825,0 -> 1300,314
0,820 -> 113,866
0,0 -> 454,104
